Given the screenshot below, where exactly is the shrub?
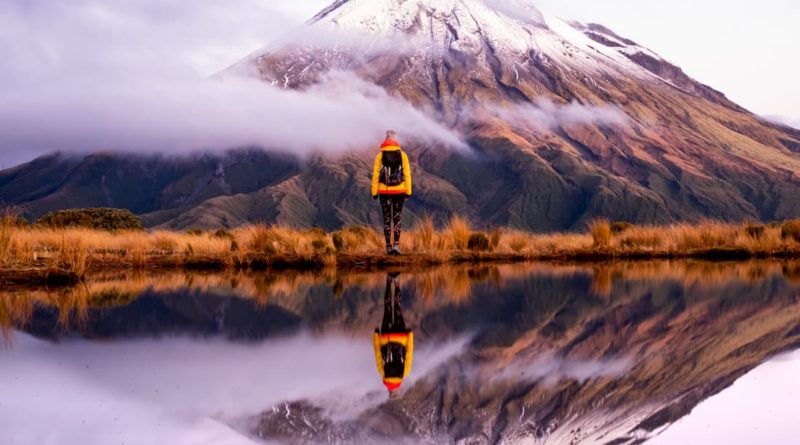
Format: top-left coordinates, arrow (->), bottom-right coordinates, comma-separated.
590,219 -> 612,249
782,220 -> 800,242
744,224 -> 765,240
611,221 -> 634,234
467,232 -> 491,252
36,208 -> 143,231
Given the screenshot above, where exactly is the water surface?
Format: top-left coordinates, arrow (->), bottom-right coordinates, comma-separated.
2,260 -> 799,444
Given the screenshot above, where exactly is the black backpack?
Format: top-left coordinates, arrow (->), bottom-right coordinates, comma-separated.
379,150 -> 405,187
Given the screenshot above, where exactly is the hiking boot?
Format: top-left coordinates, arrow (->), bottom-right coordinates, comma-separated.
386,246 -> 393,255
390,246 -> 402,256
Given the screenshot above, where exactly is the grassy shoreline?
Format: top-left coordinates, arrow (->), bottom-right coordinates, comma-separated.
1,217 -> 799,285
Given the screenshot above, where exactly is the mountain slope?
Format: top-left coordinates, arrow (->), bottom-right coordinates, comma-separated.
2,0 -> 799,229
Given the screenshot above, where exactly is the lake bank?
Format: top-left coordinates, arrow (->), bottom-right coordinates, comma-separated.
1,218 -> 799,285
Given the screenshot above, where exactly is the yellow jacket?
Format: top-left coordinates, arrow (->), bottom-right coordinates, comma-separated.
373,331 -> 414,391
371,140 -> 412,197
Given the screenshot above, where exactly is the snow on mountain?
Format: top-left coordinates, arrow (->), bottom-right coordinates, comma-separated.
249,0 -> 671,87
5,0 -> 799,236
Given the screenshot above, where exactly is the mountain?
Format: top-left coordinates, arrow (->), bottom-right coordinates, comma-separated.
3,0 -> 800,230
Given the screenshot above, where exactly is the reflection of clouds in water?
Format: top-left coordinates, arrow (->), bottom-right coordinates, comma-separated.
648,348 -> 800,445
0,332 -> 469,445
497,354 -> 634,386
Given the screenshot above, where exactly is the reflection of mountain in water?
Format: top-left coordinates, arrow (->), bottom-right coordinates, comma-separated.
2,261 -> 800,443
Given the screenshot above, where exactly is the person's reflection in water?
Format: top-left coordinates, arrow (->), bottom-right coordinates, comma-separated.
373,272 -> 413,398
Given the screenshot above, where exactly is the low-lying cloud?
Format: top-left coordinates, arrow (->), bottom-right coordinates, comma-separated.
0,0 -> 461,168
0,69 -> 463,157
488,98 -> 631,131
481,0 -> 547,26
496,353 -> 634,386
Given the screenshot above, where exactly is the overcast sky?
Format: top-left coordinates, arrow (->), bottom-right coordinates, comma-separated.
0,0 -> 797,168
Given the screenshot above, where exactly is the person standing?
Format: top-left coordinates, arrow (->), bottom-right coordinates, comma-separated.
371,130 -> 412,255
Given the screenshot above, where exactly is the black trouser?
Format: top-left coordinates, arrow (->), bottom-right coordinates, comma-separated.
379,195 -> 405,247
380,273 -> 407,378
381,273 -> 406,332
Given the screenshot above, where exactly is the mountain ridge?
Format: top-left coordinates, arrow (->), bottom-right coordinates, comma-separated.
2,0 -> 799,230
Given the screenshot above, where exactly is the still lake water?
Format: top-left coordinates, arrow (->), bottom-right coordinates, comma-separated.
1,260 -> 799,445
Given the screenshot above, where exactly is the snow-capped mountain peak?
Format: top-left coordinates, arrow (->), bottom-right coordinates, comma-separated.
301,0 -> 663,78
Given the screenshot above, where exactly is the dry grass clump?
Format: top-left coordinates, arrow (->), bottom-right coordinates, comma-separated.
590,219 -> 612,249
445,215 -> 471,250
500,230 -> 534,254
0,215 -> 13,267
675,221 -> 736,251
611,221 -> 634,235
331,226 -> 383,254
151,231 -> 180,253
243,225 -> 335,257
618,226 -> 664,250
744,224 -> 766,240
408,216 -> 437,252
782,220 -> 800,243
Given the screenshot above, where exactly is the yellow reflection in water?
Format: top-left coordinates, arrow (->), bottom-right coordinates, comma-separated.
2,260 -> 799,344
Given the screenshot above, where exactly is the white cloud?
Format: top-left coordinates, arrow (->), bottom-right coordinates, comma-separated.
496,353 -> 633,386
0,69 -> 463,157
0,0 -> 461,167
481,0 -> 546,26
485,98 -> 630,131
763,115 -> 800,130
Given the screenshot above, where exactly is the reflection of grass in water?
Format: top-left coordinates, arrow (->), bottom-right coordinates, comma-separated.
3,260 -> 800,344
0,294 -> 33,346
88,289 -> 140,308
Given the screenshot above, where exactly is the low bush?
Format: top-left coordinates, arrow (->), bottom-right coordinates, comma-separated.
36,208 -> 143,231
467,232 -> 490,252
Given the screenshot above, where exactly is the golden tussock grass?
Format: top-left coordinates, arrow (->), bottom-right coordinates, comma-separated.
1,217 -> 800,279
